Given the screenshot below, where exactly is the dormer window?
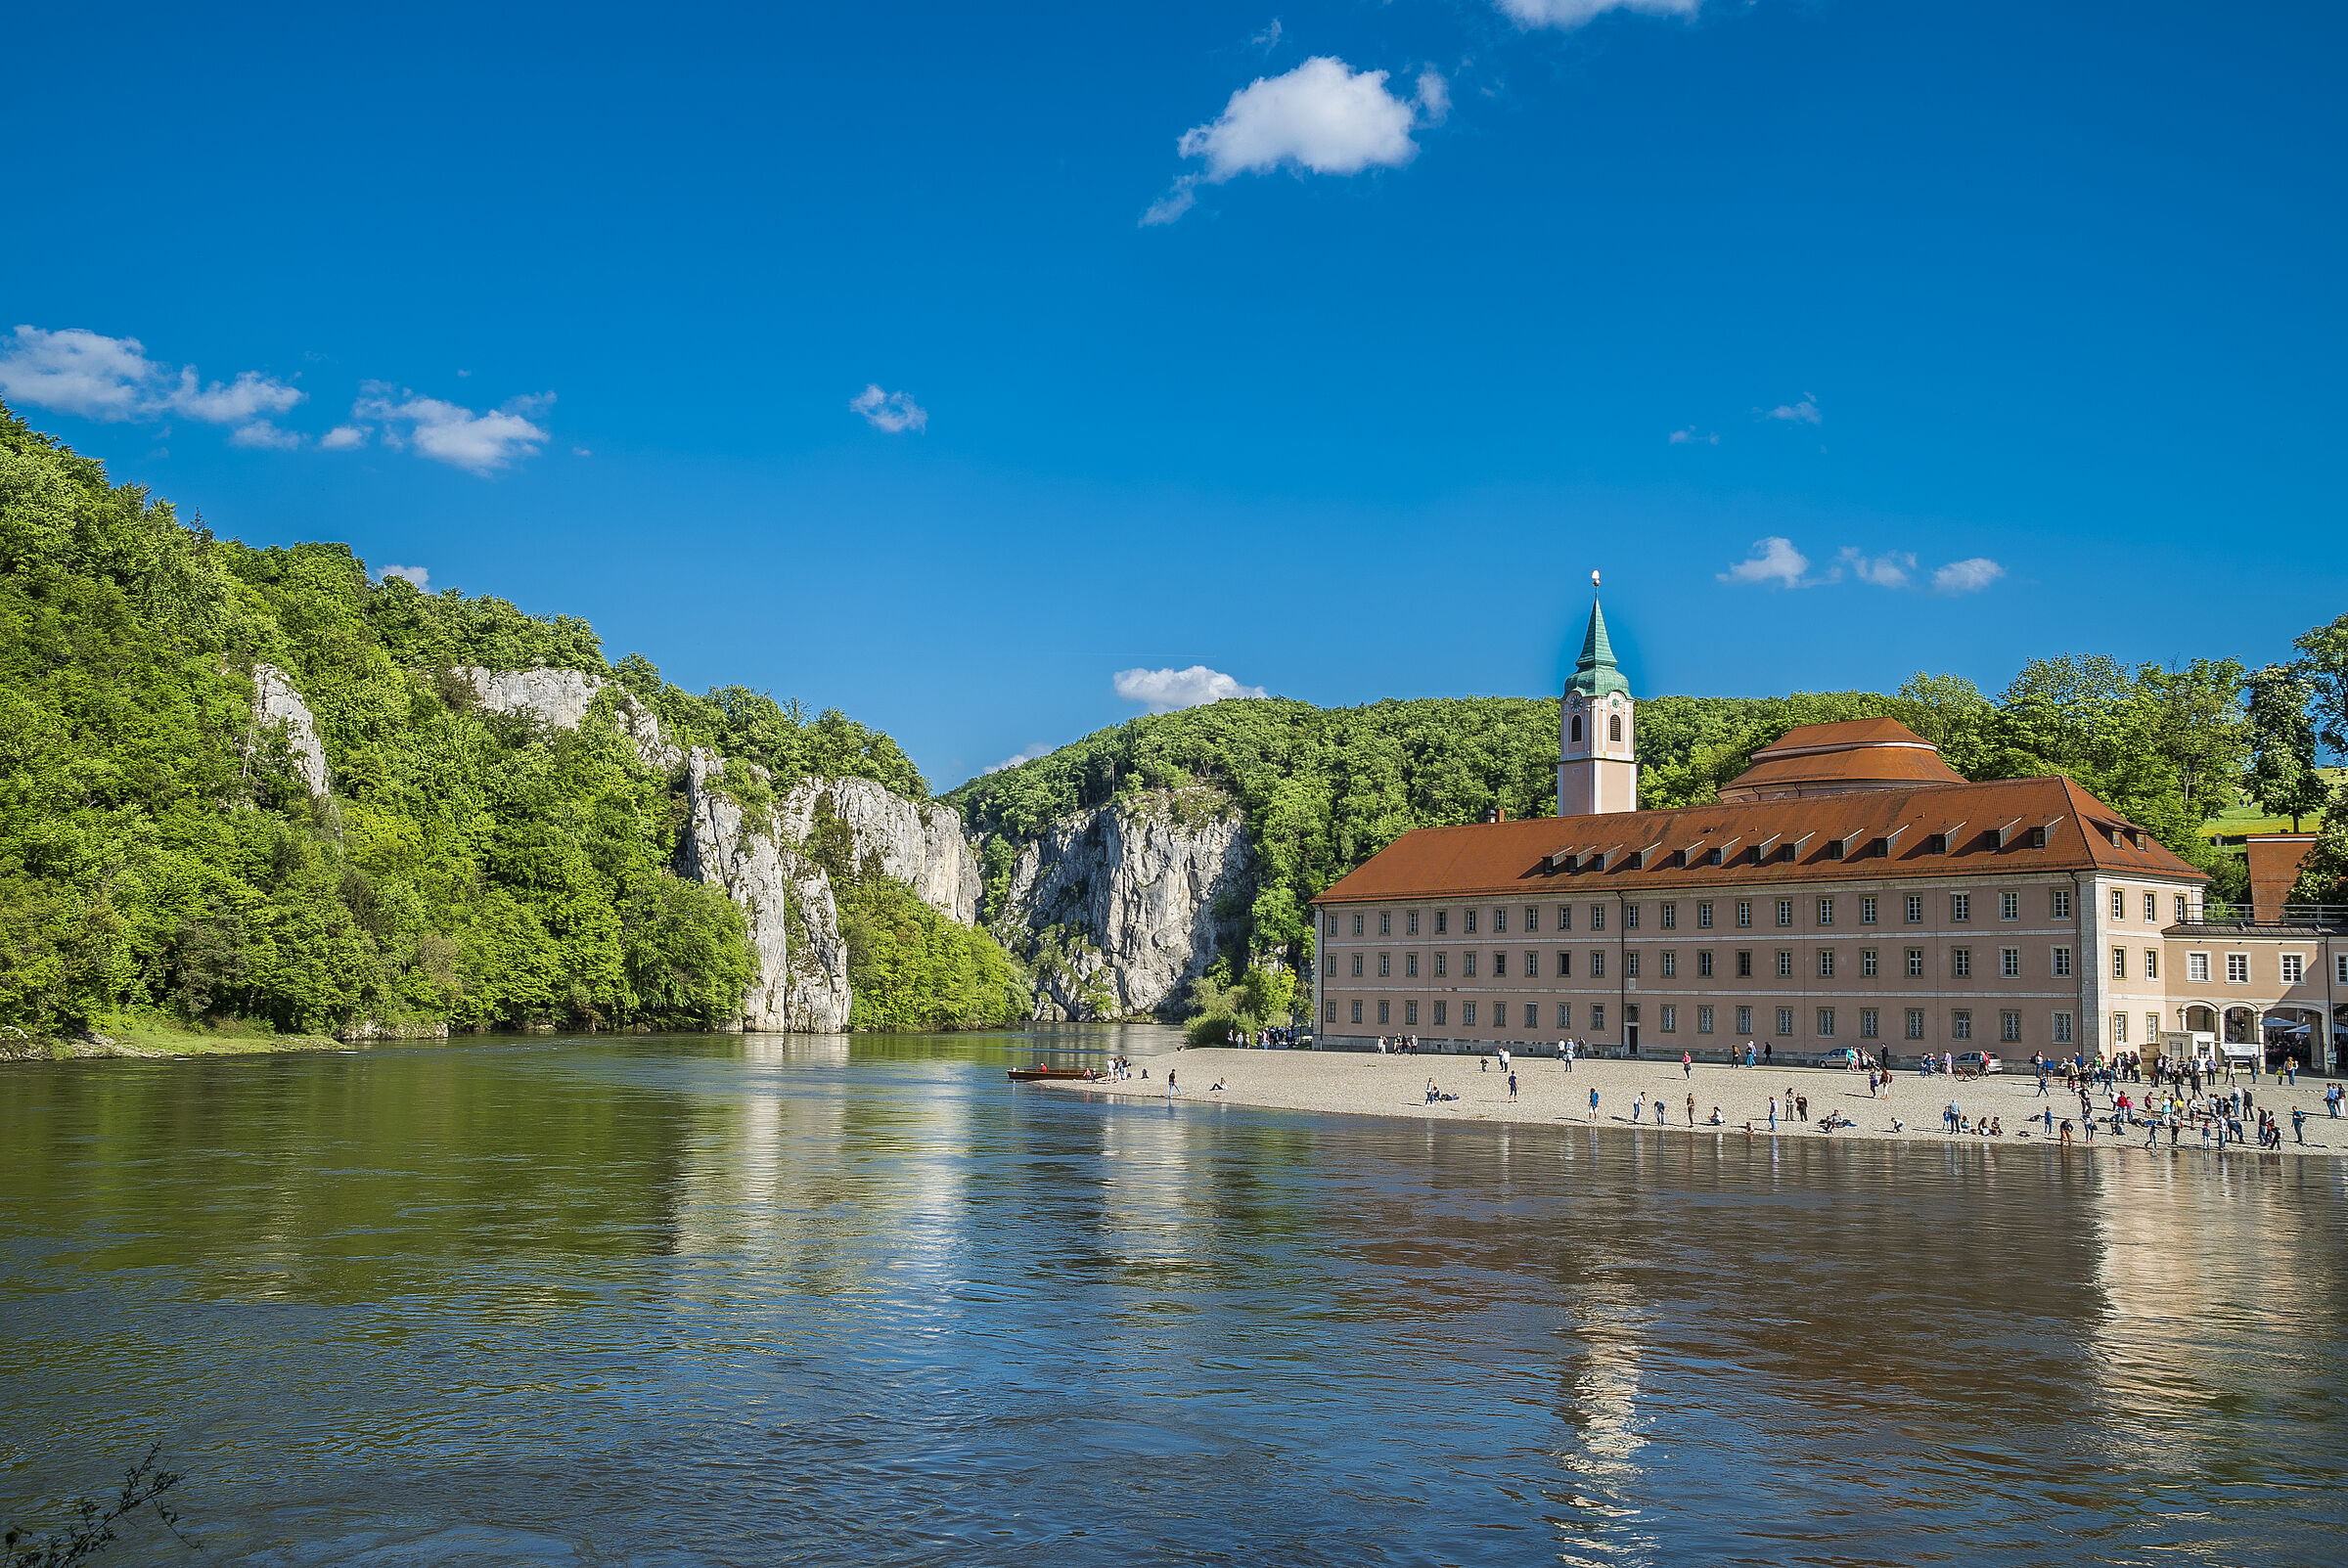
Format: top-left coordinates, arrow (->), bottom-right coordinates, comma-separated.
1707,848 -> 1723,867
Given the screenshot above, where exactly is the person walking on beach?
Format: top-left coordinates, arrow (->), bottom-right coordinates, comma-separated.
1588,1086 -> 1600,1121
1508,1071 -> 1519,1103
1745,1041 -> 1756,1068
1686,1093 -> 1697,1127
1167,1069 -> 1180,1099
1768,1097 -> 1778,1132
1563,1041 -> 1576,1072
1633,1091 -> 1648,1124
1682,1051 -> 1693,1079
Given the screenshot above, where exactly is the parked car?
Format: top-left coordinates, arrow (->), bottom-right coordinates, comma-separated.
1814,1048 -> 1861,1070
1954,1051 -> 2004,1074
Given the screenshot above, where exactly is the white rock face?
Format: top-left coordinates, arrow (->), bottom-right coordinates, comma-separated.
677,748 -> 852,1033
459,665 -> 681,771
776,776 -> 981,924
1001,790 -> 1253,1018
251,662 -> 331,796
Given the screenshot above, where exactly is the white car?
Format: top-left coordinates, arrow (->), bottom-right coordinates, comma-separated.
1954,1051 -> 2004,1075
1813,1048 -> 1861,1070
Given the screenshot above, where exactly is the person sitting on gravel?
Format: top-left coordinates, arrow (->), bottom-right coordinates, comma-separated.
1708,1106 -> 1724,1125
1891,1115 -> 1907,1133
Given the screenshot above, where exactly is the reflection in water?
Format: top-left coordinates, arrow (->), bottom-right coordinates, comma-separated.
1,1028 -> 2343,1566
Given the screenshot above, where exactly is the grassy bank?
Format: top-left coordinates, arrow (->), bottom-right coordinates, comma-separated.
0,1017 -> 346,1063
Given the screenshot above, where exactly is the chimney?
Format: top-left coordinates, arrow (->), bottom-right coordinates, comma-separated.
1483,806 -> 1507,825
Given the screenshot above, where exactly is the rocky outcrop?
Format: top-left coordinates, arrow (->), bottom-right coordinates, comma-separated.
999,788 -> 1253,1019
459,666 -> 682,771
776,776 -> 981,924
250,662 -> 331,796
678,749 -> 852,1033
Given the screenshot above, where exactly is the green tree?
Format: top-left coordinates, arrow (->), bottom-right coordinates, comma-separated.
2244,663 -> 2329,830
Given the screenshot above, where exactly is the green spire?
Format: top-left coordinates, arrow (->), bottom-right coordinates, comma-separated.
1564,596 -> 1630,700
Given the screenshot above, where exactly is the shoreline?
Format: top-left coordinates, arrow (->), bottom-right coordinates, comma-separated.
1044,1047 -> 2348,1160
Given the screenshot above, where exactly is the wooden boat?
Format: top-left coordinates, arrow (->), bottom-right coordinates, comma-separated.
1007,1065 -> 1098,1082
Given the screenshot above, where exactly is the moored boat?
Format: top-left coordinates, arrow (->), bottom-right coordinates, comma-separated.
1007,1066 -> 1098,1082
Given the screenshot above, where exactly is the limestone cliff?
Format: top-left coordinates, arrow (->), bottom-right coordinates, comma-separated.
776,776 -> 981,924
677,749 -> 852,1033
249,662 -> 331,796
460,665 -> 681,770
997,788 -> 1253,1019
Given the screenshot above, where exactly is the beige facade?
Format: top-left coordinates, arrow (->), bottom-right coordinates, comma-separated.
2160,918 -> 2346,1068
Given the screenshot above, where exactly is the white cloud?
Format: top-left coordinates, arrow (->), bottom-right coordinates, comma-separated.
378,564 -> 430,590
227,420 -> 302,451
1717,536 -> 1813,588
1112,665 -> 1269,713
1147,57 -> 1430,223
0,326 -> 302,431
1932,558 -> 2005,594
849,383 -> 927,433
1669,426 -> 1718,445
1763,394 -> 1823,426
1838,548 -> 1916,589
1251,18 -> 1283,50
352,384 -> 551,475
1497,0 -> 1702,28
983,742 -> 1055,776
318,425 -> 366,451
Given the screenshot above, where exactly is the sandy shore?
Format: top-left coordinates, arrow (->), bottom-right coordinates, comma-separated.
1047,1047 -> 2348,1157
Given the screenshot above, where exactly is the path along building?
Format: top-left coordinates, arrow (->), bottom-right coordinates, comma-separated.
1311,595 -> 2346,1072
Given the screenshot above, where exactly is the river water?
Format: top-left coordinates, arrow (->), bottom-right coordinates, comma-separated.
2,1028 -> 2344,1565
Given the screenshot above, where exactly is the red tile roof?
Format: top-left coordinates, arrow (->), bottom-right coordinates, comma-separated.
1719,716 -> 1966,797
1315,774 -> 2203,904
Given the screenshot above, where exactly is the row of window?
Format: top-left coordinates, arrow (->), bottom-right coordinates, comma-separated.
2111,888 -> 2193,924
1333,887 -> 2103,941
1334,945 -> 2083,981
1331,997 -> 2072,1044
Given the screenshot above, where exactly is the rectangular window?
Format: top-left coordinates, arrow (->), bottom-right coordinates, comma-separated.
1494,907 -> 1507,933
1325,955 -> 1334,976
1951,894 -> 1971,922
1817,1008 -> 1834,1037
1591,905 -> 1606,931
1406,953 -> 1419,978
1591,951 -> 1606,979
1434,952 -> 1448,977
2144,892 -> 2157,922
1738,900 -> 1753,927
2111,888 -> 2126,919
2143,950 -> 2156,980
1661,951 -> 1677,978
1577,1000 -> 1602,1033
1698,902 -> 1714,929
1433,1001 -> 1447,1025
1525,950 -> 1538,979
2110,1010 -> 2127,1045
2002,948 -> 2020,979
1378,912 -> 1391,936
1625,904 -> 1640,930
1465,910 -> 1478,934
1861,896 -> 1878,924
2146,1012 -> 2159,1043
2281,954 -> 2305,984
1661,1005 -> 1677,1033
2004,1010 -> 2023,1044
1776,899 -> 1794,927
1526,906 -> 1539,933
1862,949 -> 1878,977
1327,1002 -> 1337,1023
2188,952 -> 2208,983
1818,949 -> 1835,978
1661,902 -> 1677,929
1776,950 -> 1793,977
1905,1008 -> 1925,1040
1557,1004 -> 1571,1029
1463,1003 -> 1476,1026
2053,1010 -> 2073,1045
1464,952 -> 1477,978
1558,905 -> 1571,931
1906,949 -> 1924,978
1435,910 -> 1449,934
2339,954 -> 2348,984
1496,1000 -> 1511,1027
2001,891 -> 2020,920
1378,953 -> 1390,977
2053,946 -> 2073,978
1353,913 -> 1365,936
1776,1007 -> 1795,1036
1626,951 -> 1641,979
1557,951 -> 1571,978
1861,1008 -> 1879,1039
2111,947 -> 2126,979
1407,911 -> 1420,935
1697,1006 -> 1714,1033
1377,1001 -> 1389,1024
1405,1001 -> 1419,1025
1698,950 -> 1715,977
1351,953 -> 1363,977
2227,954 -> 2248,983
1817,897 -> 1834,926
1493,951 -> 1507,978
1350,1000 -> 1363,1023
1328,912 -> 1340,936
1737,951 -> 1753,978
2051,889 -> 2071,919
1951,1009 -> 1972,1041
1952,948 -> 1971,978
2176,895 -> 2190,923
1906,896 -> 1923,923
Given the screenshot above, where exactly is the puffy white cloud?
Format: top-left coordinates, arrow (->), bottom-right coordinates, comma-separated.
1932,558 -> 2005,594
1669,426 -> 1718,445
1763,394 -> 1823,425
318,425 -> 367,451
1112,665 -> 1269,713
1838,548 -> 1916,589
351,384 -> 551,475
1717,536 -> 1812,588
0,326 -> 302,433
1497,0 -> 1702,28
983,742 -> 1055,776
378,564 -> 430,590
1147,57 -> 1432,224
850,383 -> 927,433
227,420 -> 302,451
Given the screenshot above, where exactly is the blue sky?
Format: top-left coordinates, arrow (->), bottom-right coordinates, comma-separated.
4,1 -> 2341,786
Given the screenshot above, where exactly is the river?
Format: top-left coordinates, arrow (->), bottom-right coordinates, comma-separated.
3,1028 -> 2344,1564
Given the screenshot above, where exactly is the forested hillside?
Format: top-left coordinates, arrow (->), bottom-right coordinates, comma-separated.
0,402 -> 1013,1043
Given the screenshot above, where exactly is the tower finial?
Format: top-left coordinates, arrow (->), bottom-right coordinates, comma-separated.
1592,569 -> 1601,590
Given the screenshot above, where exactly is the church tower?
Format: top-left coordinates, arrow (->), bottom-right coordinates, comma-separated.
1558,575 -> 1638,816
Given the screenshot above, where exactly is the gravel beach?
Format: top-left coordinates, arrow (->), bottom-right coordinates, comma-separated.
1047,1046 -> 2348,1157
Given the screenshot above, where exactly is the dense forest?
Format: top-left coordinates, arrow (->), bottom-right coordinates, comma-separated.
0,402 -> 1017,1043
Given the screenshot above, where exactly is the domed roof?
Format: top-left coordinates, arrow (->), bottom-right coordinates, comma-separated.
1717,718 -> 1966,802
